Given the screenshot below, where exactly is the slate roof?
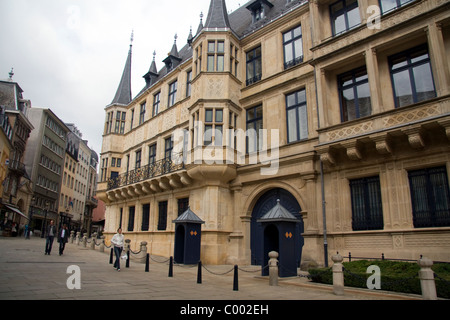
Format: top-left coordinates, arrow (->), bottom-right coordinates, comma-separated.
204,0 -> 231,29
110,45 -> 133,106
133,0 -> 308,100
257,199 -> 299,223
173,207 -> 205,224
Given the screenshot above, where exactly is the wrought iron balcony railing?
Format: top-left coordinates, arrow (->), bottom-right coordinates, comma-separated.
107,152 -> 185,191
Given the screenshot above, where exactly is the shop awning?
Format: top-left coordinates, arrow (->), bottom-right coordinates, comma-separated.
4,204 -> 29,220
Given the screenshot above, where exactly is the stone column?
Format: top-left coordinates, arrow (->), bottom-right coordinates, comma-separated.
418,257 -> 437,300
332,253 -> 344,296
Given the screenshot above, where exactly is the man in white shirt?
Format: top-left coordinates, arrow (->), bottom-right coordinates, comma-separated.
110,228 -> 124,271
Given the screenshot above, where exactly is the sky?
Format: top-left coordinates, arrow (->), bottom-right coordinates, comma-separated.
0,0 -> 246,160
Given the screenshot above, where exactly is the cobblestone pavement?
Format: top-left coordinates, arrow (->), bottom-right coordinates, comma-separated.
0,237 -> 422,308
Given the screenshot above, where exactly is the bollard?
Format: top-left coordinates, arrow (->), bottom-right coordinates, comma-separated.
76,232 -> 81,245
418,257 -> 437,300
139,241 -> 148,263
268,251 -> 279,286
70,231 -> 75,244
126,250 -> 130,268
169,256 -> 173,277
82,234 -> 87,248
89,236 -> 95,250
99,236 -> 105,253
145,253 -> 149,272
233,265 -> 239,291
332,252 -> 344,296
109,248 -> 114,264
197,261 -> 202,284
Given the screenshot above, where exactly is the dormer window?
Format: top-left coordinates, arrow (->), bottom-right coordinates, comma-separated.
246,0 -> 274,24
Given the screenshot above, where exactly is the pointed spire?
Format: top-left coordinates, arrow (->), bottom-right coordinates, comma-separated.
204,0 -> 231,30
169,34 -> 180,58
111,32 -> 133,105
163,34 -> 182,71
143,51 -> 159,86
196,12 -> 204,35
187,26 -> 194,46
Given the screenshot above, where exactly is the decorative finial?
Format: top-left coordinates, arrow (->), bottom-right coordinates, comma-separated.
130,30 -> 134,46
8,68 -> 14,81
153,50 -> 156,61
174,33 -> 178,44
200,12 -> 204,23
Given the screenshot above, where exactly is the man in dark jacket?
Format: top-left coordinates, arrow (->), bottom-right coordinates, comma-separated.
44,220 -> 57,255
58,224 -> 69,256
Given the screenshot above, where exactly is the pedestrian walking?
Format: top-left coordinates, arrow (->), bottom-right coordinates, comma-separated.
110,228 -> 124,271
44,220 -> 57,255
58,224 -> 69,255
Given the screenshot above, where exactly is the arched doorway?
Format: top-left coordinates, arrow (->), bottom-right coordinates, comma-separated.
174,225 -> 185,263
251,188 -> 303,266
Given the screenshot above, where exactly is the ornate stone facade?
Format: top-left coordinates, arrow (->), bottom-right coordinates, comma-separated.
97,0 -> 450,266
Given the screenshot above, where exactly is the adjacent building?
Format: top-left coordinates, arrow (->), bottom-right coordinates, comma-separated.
0,77 -> 34,236
97,0 -> 450,266
23,108 -> 69,234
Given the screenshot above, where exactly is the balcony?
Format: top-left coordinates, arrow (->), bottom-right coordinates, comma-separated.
105,152 -> 190,202
8,160 -> 27,176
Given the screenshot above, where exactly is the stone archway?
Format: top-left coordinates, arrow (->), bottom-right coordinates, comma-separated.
250,188 -> 304,266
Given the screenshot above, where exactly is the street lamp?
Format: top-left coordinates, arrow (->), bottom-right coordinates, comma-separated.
40,200 -> 50,238
26,196 -> 36,239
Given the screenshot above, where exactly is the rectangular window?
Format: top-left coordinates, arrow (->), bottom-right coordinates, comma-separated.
207,41 -> 225,72
149,144 -> 156,165
186,70 -> 192,97
128,206 -> 135,232
283,25 -> 303,69
168,81 -> 178,107
139,102 -> 146,125
135,150 -> 142,169
246,46 -> 262,86
389,44 -> 436,108
130,109 -> 134,130
141,204 -> 150,231
153,92 -> 160,117
158,201 -> 168,231
350,176 -> 384,231
286,88 -> 308,143
178,198 -> 189,217
246,105 -> 263,153
379,0 -> 418,14
330,0 -> 361,36
408,166 -> 450,228
338,67 -> 372,122
204,109 -> 223,146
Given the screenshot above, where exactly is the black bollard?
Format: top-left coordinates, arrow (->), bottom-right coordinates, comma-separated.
197,261 -> 202,284
168,256 -> 173,277
145,253 -> 149,272
109,248 -> 113,264
126,251 -> 130,268
233,265 -> 239,291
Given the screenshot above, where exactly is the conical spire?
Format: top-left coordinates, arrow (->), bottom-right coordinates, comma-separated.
204,0 -> 231,30
111,32 -> 133,105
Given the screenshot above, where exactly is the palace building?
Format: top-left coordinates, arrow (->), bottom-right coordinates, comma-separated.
96,0 -> 450,267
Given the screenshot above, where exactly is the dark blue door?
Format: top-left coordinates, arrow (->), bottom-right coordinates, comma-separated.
251,188 -> 304,266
